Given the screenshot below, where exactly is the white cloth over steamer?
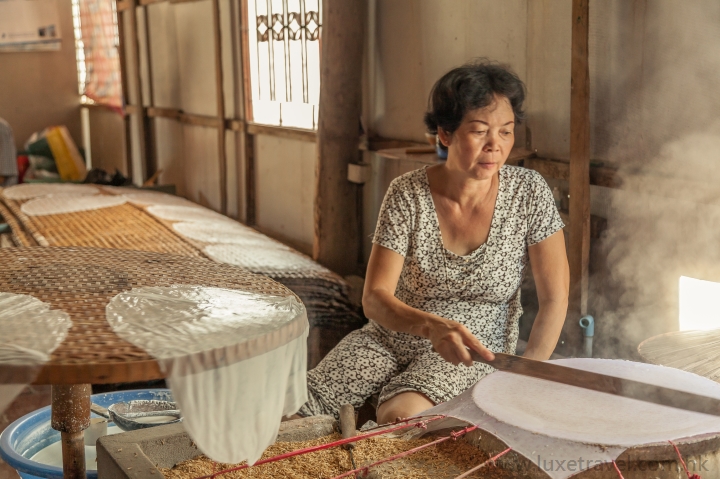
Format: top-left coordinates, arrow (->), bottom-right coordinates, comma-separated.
0,293 -> 71,413
106,285 -> 309,464
418,358 -> 720,479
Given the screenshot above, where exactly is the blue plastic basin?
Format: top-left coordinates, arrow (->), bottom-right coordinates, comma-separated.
0,389 -> 173,479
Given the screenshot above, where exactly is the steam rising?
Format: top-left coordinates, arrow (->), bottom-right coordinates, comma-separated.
587,2 -> 720,359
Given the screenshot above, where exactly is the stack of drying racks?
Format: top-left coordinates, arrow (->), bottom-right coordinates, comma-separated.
0,184 -> 365,368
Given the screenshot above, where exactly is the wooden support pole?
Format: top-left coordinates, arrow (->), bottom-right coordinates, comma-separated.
116,1 -> 134,180
313,0 -> 364,275
240,0 -> 255,225
51,384 -> 91,479
245,133 -> 256,225
142,3 -> 158,181
211,0 -> 228,215
567,0 -> 591,356
127,0 -> 149,183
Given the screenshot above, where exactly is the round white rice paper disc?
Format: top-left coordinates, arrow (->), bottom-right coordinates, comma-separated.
474,358 -> 720,447
3,184 -> 99,200
173,221 -> 279,246
204,243 -> 326,273
106,285 -> 306,360
100,186 -> 137,195
147,205 -> 233,224
0,292 -> 71,413
123,192 -> 196,208
21,194 -> 127,216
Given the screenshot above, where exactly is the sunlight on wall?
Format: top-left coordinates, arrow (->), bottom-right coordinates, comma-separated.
679,276 -> 720,331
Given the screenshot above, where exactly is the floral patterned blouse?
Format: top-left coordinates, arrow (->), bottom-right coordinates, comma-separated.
371,165 -> 564,355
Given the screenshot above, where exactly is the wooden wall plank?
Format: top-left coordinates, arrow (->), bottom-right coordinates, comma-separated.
247,123 -> 316,143
567,0 -> 592,355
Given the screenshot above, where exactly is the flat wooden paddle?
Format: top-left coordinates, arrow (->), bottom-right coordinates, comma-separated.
469,351 -> 720,417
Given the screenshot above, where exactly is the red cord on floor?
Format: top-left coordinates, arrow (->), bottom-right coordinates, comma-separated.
194,415 -> 447,479
612,460 -> 625,478
454,446 -> 512,479
670,440 -> 701,479
327,425 -> 479,479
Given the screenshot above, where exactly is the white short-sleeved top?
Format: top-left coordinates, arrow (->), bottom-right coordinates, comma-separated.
371,165 -> 564,354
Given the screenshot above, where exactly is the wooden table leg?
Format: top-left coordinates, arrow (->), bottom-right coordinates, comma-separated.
51,384 -> 91,479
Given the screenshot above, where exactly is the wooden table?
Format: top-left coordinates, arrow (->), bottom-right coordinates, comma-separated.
0,247 -> 295,479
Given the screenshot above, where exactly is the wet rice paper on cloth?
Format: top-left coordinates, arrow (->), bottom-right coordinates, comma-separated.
0,293 -> 71,413
106,285 -> 309,464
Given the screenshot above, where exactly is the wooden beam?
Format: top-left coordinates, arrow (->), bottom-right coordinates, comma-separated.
127,0 -> 149,182
141,3 -> 157,181
116,0 -> 131,11
313,0 -> 364,275
244,133 -> 256,225
239,0 -> 255,225
139,0 -> 165,5
211,0 -> 227,215
115,2 -> 133,179
246,123 -> 316,142
227,119 -> 245,131
567,0 -> 592,355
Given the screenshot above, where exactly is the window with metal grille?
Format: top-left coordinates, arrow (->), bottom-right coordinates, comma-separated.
245,0 -> 322,130
71,0 -> 122,109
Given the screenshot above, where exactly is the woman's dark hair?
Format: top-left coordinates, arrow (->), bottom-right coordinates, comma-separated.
424,60 -> 526,135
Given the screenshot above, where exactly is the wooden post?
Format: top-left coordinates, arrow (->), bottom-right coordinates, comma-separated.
51,384 -> 91,479
116,1 -> 133,180
239,0 -> 255,225
128,0 -> 149,183
142,3 -> 158,181
313,0 -> 364,276
567,0 -> 591,356
244,133 -> 256,225
211,0 -> 228,215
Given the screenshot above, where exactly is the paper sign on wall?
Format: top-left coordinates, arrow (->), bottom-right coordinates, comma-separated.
0,0 -> 62,52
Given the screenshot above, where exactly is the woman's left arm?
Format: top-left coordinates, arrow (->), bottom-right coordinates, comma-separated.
524,230 -> 569,360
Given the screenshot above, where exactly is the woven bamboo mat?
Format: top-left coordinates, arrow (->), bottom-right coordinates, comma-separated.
0,186 -> 364,335
1,194 -> 201,257
0,200 -> 37,247
0,247 -> 294,385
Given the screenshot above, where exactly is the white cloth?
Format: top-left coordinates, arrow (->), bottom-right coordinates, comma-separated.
106,285 -> 309,464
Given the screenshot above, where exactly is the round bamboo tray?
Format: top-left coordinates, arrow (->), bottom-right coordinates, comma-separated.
0,246 -> 296,385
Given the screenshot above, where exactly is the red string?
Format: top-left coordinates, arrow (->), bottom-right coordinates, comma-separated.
669,440 -> 702,479
193,415 -> 446,479
612,460 -> 625,478
454,447 -> 512,479
327,425 -> 478,479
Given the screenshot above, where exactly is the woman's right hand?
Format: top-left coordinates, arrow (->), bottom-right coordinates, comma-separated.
425,315 -> 495,367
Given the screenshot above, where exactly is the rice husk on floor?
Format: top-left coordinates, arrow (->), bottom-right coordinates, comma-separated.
160,433 -> 520,479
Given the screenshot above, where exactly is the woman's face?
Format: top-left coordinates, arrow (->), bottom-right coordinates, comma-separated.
439,94 -> 515,180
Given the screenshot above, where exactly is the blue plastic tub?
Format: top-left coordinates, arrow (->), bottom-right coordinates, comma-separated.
0,389 -> 173,479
